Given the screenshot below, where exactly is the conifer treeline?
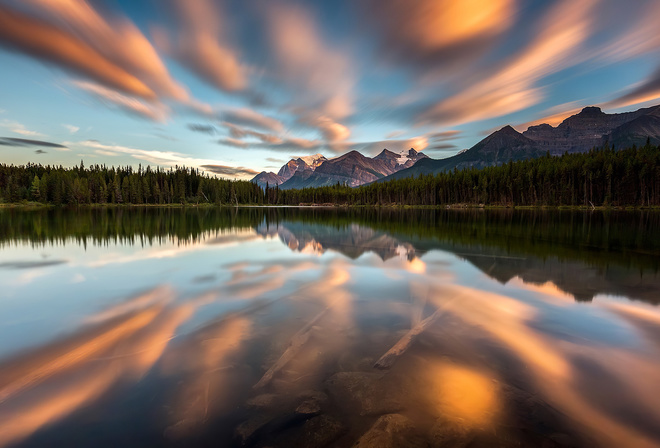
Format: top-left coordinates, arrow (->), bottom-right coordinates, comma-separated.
1,144 -> 659,207
0,162 -> 264,205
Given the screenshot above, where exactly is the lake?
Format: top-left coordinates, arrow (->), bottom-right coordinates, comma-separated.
1,207 -> 660,448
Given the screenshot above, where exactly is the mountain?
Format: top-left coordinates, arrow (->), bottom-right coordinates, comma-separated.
379,125 -> 543,182
279,148 -> 428,189
379,104 -> 660,183
522,105 -> 660,154
251,171 -> 283,188
252,153 -> 326,187
277,153 -> 327,181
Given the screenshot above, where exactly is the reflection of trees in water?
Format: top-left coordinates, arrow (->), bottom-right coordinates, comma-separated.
2,207 -> 660,303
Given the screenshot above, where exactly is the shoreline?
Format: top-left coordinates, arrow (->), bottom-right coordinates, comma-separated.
2,202 -> 659,211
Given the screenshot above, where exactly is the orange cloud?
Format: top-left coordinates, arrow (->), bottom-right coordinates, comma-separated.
418,0 -> 597,126
515,102 -> 584,130
0,6 -> 156,100
366,0 -> 515,67
73,80 -> 170,122
24,0 -> 188,101
263,3 -> 353,142
157,0 -> 247,92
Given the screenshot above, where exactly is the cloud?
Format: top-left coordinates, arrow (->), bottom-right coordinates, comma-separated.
363,0 -> 516,70
74,140 -> 230,173
0,119 -> 44,137
219,108 -> 284,133
199,164 -> 258,177
72,80 -> 169,122
155,0 -> 247,92
35,149 -> 46,154
428,143 -> 458,151
218,137 -> 248,148
266,157 -> 285,164
63,124 -> 79,134
218,135 -> 321,153
385,130 -> 405,139
303,116 -> 350,142
427,130 -> 462,142
417,0 -> 597,126
262,3 -> 353,142
187,123 -> 216,134
605,66 -> 660,109
0,137 -> 67,149
0,5 -> 155,99
515,102 -> 584,130
352,136 -> 429,156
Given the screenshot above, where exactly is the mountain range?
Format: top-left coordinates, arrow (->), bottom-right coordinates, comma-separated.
252,104 -> 660,188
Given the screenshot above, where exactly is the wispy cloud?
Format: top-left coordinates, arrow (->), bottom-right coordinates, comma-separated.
154,0 -> 247,92
0,119 -> 44,137
187,123 -> 216,135
417,0 -> 597,126
199,165 -> 258,177
72,80 -> 169,122
0,137 -> 67,149
63,124 -> 80,134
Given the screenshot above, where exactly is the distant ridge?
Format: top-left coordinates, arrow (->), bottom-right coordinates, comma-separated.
252,103 -> 660,188
377,104 -> 660,183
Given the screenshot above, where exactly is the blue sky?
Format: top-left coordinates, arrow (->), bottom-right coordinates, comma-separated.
1,0 -> 659,178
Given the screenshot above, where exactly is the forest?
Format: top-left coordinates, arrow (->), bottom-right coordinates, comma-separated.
1,142 -> 659,207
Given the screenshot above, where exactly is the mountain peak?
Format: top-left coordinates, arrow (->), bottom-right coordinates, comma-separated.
497,125 -> 519,135
374,149 -> 398,159
578,106 -> 604,116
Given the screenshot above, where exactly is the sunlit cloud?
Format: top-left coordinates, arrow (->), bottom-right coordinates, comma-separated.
154,0 -> 247,92
72,80 -> 169,122
515,101 -> 585,130
0,119 -> 44,137
200,164 -> 258,177
363,0 -> 516,70
0,5 -> 153,100
417,0 -> 598,126
219,108 -> 284,133
262,3 -> 354,143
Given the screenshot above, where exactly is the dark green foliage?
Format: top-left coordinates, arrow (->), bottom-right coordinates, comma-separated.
0,163 -> 264,206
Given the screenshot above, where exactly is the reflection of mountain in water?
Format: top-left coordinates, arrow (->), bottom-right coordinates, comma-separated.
3,207 -> 659,304
257,222 -> 416,261
262,219 -> 660,305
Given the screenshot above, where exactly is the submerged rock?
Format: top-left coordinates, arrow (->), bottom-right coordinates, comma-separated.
287,415 -> 346,448
429,418 -> 474,448
246,393 -> 279,410
325,372 -> 403,416
352,414 -> 426,448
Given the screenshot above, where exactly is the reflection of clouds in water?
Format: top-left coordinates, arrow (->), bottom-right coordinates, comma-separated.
0,288 -> 216,447
164,316 -> 253,439
0,260 -> 68,270
425,361 -> 499,427
432,284 -> 660,448
506,277 -> 574,305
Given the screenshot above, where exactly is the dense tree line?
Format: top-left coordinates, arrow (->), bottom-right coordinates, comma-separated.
271,143 -> 660,207
0,162 -> 265,205
1,143 -> 659,207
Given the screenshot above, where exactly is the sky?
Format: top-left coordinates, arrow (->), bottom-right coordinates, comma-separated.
1,0 -> 660,179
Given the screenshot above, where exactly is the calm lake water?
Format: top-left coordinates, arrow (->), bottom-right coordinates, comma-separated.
1,207 -> 660,448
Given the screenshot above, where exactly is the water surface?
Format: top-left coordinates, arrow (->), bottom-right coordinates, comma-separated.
1,207 -> 660,448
